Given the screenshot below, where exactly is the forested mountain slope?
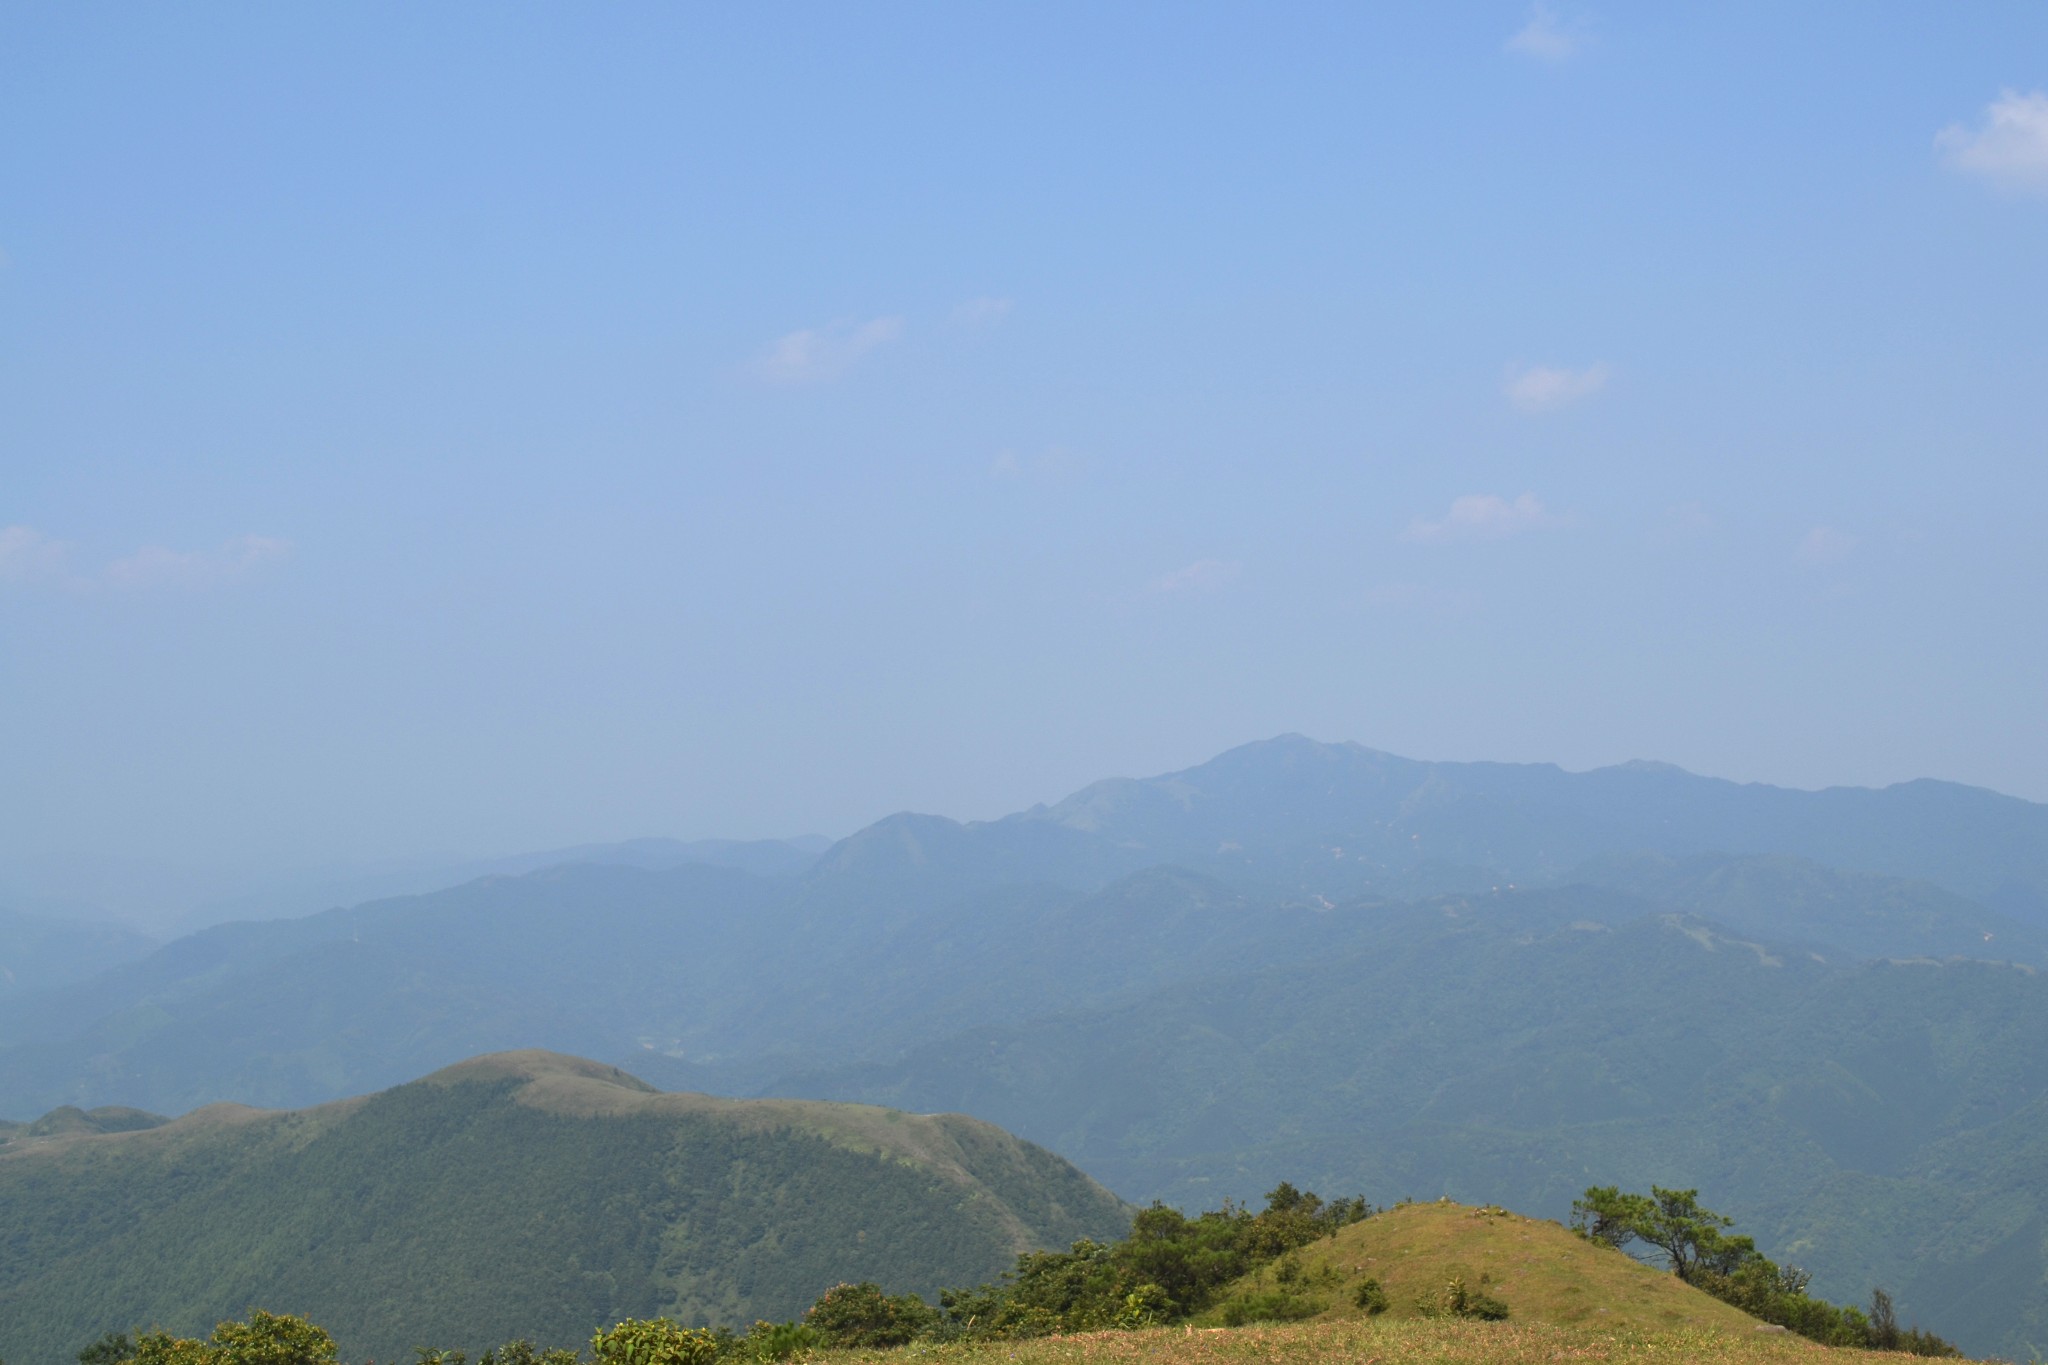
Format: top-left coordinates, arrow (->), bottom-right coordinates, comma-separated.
0,1051 -> 1128,1365
8,739 -> 2042,1118
782,893 -> 2048,1358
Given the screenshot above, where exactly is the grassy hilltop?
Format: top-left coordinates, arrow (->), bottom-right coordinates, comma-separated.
0,1051 -> 1129,1365
1194,1199 -> 1762,1332
828,1199 -> 1958,1365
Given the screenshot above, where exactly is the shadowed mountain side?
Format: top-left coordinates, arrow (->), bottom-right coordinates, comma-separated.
0,838 -> 828,940
4,833 -> 2034,1120
0,863 -> 800,1110
0,907 -> 157,999
1564,851 -> 2048,964
0,1051 -> 1130,1365
803,811 -> 1150,904
0,861 -> 1365,1115
777,898 -> 2048,1358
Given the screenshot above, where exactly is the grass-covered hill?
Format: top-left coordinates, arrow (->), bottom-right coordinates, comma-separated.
1200,1199 -> 1764,1333
0,1051 -> 1129,1365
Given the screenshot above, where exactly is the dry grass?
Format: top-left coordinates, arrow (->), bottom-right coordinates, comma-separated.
841,1317 -> 1926,1365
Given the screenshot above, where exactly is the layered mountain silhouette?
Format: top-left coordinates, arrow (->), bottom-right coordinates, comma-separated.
4,736 -> 2046,1355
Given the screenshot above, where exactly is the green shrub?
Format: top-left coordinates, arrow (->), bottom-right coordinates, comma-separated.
124,1313 -> 337,1365
80,1334 -> 134,1365
1351,1278 -> 1389,1315
1114,1285 -> 1172,1329
936,1183 -> 1373,1339
1415,1276 -> 1509,1321
478,1341 -> 578,1365
804,1282 -> 937,1348
589,1318 -> 718,1365
740,1322 -> 820,1362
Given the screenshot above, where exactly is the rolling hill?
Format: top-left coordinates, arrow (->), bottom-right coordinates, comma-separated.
1202,1198 -> 1762,1333
0,1050 -> 1130,1365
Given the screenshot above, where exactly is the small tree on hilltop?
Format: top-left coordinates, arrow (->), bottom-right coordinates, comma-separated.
1636,1186 -> 1755,1283
1573,1185 -> 1752,1283
1571,1186 -> 1654,1250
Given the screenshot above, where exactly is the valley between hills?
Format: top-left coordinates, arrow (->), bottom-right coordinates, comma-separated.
5,737 -> 2048,1361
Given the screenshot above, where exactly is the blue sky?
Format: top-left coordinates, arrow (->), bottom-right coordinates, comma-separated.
3,3 -> 2045,879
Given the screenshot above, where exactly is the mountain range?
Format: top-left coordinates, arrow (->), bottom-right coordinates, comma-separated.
4,736 -> 2045,1356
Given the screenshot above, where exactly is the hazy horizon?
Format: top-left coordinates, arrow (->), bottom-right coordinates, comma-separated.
7,5 -> 2045,883
6,730 -> 2043,935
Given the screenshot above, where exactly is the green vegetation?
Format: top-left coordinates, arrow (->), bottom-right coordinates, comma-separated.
0,1054 -> 1127,1365
588,1318 -> 718,1365
76,1194 -> 1957,1365
924,1183 -> 1371,1338
1572,1185 -> 1958,1356
128,1311 -> 335,1365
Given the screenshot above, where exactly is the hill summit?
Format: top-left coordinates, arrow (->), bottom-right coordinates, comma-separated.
0,1051 -> 1129,1365
1204,1198 -> 1765,1333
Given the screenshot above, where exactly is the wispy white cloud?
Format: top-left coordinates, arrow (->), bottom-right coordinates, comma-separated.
1797,526 -> 1856,565
1,528 -> 292,593
952,297 -> 1013,328
1144,558 -> 1241,596
104,534 -> 292,590
750,316 -> 905,383
1504,361 -> 1609,413
1506,3 -> 1584,61
1402,493 -> 1561,544
0,525 -> 70,586
1937,91 -> 2048,195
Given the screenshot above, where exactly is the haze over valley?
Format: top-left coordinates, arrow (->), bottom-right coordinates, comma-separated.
6,7 -> 2045,1365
